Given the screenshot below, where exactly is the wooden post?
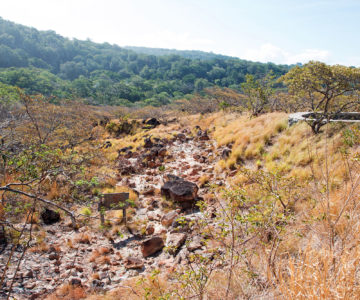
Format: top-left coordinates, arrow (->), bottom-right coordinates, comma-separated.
100,210 -> 105,225
123,208 -> 127,225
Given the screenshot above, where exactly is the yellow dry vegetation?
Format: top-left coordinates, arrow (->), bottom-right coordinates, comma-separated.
44,110 -> 360,299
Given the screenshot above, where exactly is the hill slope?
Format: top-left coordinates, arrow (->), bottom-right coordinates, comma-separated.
124,46 -> 236,60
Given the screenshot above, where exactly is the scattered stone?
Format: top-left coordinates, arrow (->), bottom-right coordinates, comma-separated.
147,211 -> 161,221
124,151 -> 133,158
25,282 -> 36,290
143,187 -> 155,196
143,118 -> 161,128
70,277 -> 82,286
221,148 -> 232,159
166,233 -> 187,255
144,137 -> 153,148
161,211 -> 179,227
119,146 -> 133,153
187,235 -> 203,251
92,279 -> 104,288
176,133 -> 186,142
124,257 -> 144,269
141,236 -> 164,257
48,254 -> 59,260
103,141 -> 112,149
25,270 -> 34,278
171,217 -> 191,233
0,225 -> 7,248
41,208 -> 61,225
76,266 -> 84,273
146,223 -> 155,235
146,198 -> 159,210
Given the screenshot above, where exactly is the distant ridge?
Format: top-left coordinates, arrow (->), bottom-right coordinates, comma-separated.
0,16 -> 292,106
124,46 -> 236,61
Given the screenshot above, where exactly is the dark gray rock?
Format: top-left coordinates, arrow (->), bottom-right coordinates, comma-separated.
41,208 -> 60,225
161,177 -> 199,209
144,118 -> 161,128
0,225 -> 7,251
221,148 -> 232,159
144,137 -> 153,148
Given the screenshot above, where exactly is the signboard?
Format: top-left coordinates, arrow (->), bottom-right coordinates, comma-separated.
98,192 -> 130,224
99,193 -> 130,210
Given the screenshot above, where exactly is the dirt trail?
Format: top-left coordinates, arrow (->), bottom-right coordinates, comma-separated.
0,130 -> 228,299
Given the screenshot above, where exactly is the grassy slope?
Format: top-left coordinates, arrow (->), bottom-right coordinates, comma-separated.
49,112 -> 360,299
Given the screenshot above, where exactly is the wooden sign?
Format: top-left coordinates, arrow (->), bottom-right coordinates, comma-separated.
99,193 -> 130,210
99,192 -> 129,225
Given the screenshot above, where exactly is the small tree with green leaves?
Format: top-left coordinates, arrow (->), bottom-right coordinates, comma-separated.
281,61 -> 360,134
241,72 -> 275,116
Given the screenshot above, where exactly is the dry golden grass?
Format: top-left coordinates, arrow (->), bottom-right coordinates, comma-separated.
74,233 -> 91,244
86,273 -> 176,300
198,112 -> 288,170
278,247 -> 360,299
46,283 -> 87,300
74,111 -> 360,299
89,247 -> 112,265
48,181 -> 60,200
29,241 -> 49,253
198,174 -> 210,187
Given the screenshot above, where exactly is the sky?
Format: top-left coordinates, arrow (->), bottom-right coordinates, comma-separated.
0,0 -> 359,66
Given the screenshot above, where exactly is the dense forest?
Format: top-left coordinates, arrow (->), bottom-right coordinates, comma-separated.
0,17 -> 292,106
124,46 -> 237,60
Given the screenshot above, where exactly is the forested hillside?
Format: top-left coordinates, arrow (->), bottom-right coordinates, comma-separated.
0,17 -> 291,106
124,46 -> 236,60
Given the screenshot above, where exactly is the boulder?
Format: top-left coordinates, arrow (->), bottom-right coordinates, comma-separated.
161,177 -> 199,209
166,233 -> 187,255
124,257 -> 144,269
41,208 -> 60,225
118,146 -> 133,153
141,236 -> 164,257
142,187 -> 155,196
103,141 -> 112,149
117,156 -> 141,175
146,223 -> 155,235
124,151 -> 133,158
158,148 -> 167,157
161,211 -> 179,227
0,225 -> 6,248
171,217 -> 191,233
144,137 -> 153,149
144,118 -> 161,128
199,133 -> 210,141
221,148 -> 232,159
176,133 -> 186,142
70,277 -> 82,286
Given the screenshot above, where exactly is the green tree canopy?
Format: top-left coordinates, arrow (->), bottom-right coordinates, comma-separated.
281,61 -> 360,133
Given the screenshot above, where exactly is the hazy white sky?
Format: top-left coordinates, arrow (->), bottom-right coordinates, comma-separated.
0,0 -> 359,65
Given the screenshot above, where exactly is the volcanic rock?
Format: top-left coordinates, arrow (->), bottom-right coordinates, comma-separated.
161,177 -> 199,208
41,208 -> 61,225
141,236 -> 164,257
124,257 -> 144,269
161,211 -> 179,227
221,148 -> 232,159
166,233 -> 187,255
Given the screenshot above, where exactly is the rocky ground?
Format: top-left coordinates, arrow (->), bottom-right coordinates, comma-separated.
0,126 -> 233,299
